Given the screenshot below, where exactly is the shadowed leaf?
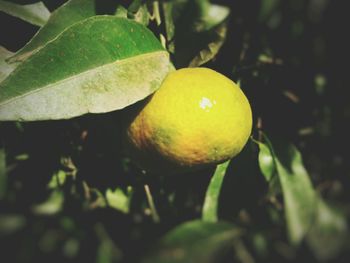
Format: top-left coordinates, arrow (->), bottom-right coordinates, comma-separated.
306,198 -> 348,261
259,135 -> 317,246
162,0 -> 229,67
143,220 -> 242,263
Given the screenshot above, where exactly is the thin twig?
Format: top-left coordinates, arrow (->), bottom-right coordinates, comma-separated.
144,184 -> 160,223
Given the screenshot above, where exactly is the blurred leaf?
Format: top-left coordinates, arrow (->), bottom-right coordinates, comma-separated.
97,240 -> 121,263
14,153 -> 29,161
0,0 -> 50,27
63,238 -> 80,259
8,0 -> 96,62
0,46 -> 17,82
202,160 -> 230,223
306,198 -> 348,261
95,223 -> 122,263
0,148 -> 6,199
106,187 -> 133,214
0,214 -> 26,236
162,0 -> 229,67
127,0 -> 143,14
128,0 -> 150,26
261,135 -> 317,246
0,16 -> 172,121
258,0 -> 281,22
114,4 -> 127,18
47,170 -> 67,189
143,220 -> 242,263
32,190 -> 64,215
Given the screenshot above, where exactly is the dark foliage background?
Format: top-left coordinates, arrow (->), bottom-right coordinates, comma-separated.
0,0 -> 349,262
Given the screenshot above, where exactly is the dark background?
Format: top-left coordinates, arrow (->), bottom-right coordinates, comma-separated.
1,0 -> 349,262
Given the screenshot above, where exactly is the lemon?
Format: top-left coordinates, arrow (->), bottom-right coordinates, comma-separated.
124,67 -> 252,173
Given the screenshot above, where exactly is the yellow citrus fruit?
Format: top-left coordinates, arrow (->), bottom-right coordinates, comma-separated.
124,67 -> 252,173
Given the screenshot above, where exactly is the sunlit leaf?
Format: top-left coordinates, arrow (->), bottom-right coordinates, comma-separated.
142,220 -> 242,263
0,0 -> 50,27
0,46 -> 17,82
8,0 -> 96,62
47,170 -> 67,189
0,16 -> 172,121
31,190 -> 64,215
202,160 -> 230,223
128,0 -> 150,26
106,187 -> 133,214
255,139 -> 275,182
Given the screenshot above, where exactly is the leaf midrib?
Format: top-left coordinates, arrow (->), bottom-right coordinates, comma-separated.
0,50 -> 168,106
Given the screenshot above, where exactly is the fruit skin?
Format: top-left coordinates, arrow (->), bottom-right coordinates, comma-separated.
123,67 -> 252,173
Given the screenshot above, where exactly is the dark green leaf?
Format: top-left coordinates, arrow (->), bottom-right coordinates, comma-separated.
162,0 -> 229,67
188,20 -> 227,67
202,160 -> 230,223
142,220 -> 242,263
306,198 -> 348,261
95,223 -> 122,263
261,135 -> 317,246
0,46 -> 17,82
8,0 -> 96,62
0,16 -> 172,121
258,0 -> 281,22
0,0 -> 50,27
273,141 -> 317,245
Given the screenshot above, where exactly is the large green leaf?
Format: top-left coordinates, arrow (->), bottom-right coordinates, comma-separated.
0,0 -> 50,27
142,220 -> 241,263
257,135 -> 317,246
0,16 -> 172,121
202,160 -> 230,223
0,46 -> 17,82
257,135 -> 349,258
272,139 -> 317,246
8,0 -> 96,62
